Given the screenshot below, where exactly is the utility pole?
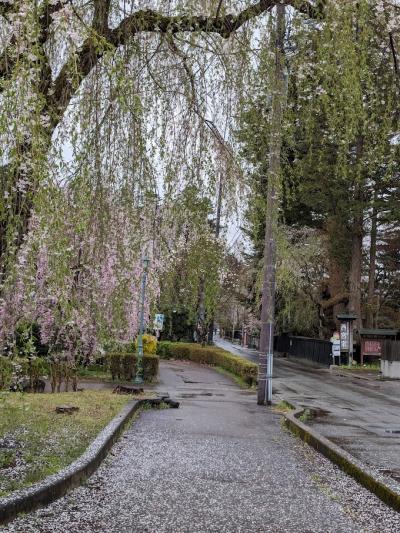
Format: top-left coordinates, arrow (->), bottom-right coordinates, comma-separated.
257,5 -> 286,406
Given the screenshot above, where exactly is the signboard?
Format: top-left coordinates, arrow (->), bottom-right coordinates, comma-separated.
363,340 -> 382,356
332,339 -> 341,358
340,322 -> 349,351
153,313 -> 165,331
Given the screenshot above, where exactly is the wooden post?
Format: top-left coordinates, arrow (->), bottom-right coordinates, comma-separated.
258,5 -> 286,405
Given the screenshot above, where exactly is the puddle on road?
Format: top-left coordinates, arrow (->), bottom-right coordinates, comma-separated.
179,392 -> 215,398
378,468 -> 400,483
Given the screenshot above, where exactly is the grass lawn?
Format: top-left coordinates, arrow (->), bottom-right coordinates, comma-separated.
0,390 -> 131,497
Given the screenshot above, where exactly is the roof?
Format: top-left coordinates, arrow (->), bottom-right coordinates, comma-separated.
336,314 -> 358,321
359,329 -> 398,337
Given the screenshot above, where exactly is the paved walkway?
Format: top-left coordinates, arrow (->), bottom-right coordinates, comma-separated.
3,360 -> 400,532
215,338 -> 400,488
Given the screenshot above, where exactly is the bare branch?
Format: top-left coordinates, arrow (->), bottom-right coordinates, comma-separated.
215,0 -> 224,20
389,31 -> 399,77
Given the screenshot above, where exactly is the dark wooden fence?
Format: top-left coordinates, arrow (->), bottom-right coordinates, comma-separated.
274,335 -> 333,367
382,340 -> 400,362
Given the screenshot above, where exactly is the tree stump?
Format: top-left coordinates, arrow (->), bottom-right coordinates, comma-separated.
55,405 -> 80,414
113,385 -> 144,395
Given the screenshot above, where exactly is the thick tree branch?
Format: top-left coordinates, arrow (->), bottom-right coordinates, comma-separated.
319,292 -> 349,311
110,1 -> 322,45
93,0 -> 112,33
51,0 -> 321,123
389,31 -> 399,77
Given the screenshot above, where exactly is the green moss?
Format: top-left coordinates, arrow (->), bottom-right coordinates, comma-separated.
299,408 -> 313,423
274,400 -> 295,412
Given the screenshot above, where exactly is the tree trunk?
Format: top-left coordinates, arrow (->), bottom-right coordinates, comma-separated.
258,4 -> 285,406
366,195 -> 378,328
348,136 -> 364,333
197,276 -> 206,344
324,217 -> 349,328
207,172 -> 223,344
348,218 -> 363,331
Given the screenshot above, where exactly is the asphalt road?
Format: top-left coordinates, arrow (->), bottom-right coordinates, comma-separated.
215,337 -> 400,485
3,360 -> 400,532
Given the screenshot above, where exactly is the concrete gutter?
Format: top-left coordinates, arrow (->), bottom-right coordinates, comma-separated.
0,398 -> 145,525
329,365 -> 380,382
283,406 -> 400,512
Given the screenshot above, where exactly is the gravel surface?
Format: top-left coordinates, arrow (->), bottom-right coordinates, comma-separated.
2,361 -> 400,533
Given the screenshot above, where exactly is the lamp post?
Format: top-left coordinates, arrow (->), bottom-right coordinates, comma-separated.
134,256 -> 150,384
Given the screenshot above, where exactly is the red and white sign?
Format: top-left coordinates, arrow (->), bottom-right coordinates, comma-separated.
363,340 -> 382,355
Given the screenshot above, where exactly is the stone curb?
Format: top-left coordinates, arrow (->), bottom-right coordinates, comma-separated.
0,398 -> 146,525
283,406 -> 400,512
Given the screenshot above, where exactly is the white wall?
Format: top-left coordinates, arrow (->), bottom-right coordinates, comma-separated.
381,360 -> 400,379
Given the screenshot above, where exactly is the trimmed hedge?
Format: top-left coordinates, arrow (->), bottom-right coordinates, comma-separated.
1,355 -> 81,393
157,342 -> 258,386
107,352 -> 159,382
0,356 -> 50,391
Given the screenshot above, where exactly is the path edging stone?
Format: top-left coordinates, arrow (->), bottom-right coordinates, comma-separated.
283,406 -> 400,512
0,398 -> 146,525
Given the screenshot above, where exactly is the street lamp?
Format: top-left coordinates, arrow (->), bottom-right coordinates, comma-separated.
134,255 -> 150,384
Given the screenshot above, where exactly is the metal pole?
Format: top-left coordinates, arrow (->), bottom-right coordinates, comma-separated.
266,322 -> 273,405
134,256 -> 149,384
348,322 -> 354,368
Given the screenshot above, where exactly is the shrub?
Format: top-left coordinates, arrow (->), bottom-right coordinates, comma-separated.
48,355 -> 77,393
136,334 -> 157,355
157,341 -> 174,359
107,353 -> 159,382
19,357 -> 49,380
15,321 -> 49,357
0,356 -> 13,390
157,342 -> 258,386
8,357 -> 50,392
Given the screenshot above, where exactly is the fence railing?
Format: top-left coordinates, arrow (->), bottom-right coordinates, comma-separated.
275,335 -> 333,367
382,340 -> 400,362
